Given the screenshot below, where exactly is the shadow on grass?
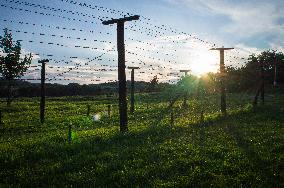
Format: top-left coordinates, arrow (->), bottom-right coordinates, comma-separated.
221,104 -> 284,187
0,103 -> 283,187
0,123 -> 186,186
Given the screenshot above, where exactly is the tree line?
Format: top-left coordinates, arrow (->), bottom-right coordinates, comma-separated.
1,28 -> 284,105
0,80 -> 169,98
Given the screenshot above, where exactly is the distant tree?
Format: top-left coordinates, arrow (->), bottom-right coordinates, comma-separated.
257,50 -> 284,85
223,50 -> 284,93
226,65 -> 246,92
0,28 -> 32,106
242,50 -> 284,88
68,83 -> 80,96
200,73 -> 218,94
177,74 -> 198,106
274,52 -> 284,85
96,86 -> 102,95
148,75 -> 159,92
197,76 -> 207,98
177,74 -> 198,94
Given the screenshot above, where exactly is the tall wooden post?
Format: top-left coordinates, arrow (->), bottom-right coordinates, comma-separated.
39,59 -> 49,124
180,70 -> 191,107
87,104 -> 91,116
260,62 -> 265,104
108,105 -> 111,117
102,15 -> 140,133
128,67 -> 139,114
210,47 -> 234,116
253,61 -> 266,107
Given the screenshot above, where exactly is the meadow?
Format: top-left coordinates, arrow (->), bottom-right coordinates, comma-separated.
0,93 -> 283,187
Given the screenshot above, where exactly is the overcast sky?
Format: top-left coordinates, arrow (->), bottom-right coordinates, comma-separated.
0,0 -> 283,84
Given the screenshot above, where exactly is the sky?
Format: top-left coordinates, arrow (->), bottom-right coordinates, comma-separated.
0,0 -> 283,84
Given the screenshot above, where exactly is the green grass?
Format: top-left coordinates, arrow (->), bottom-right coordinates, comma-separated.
0,93 -> 283,187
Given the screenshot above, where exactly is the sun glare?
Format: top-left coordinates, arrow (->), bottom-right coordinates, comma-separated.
190,50 -> 219,77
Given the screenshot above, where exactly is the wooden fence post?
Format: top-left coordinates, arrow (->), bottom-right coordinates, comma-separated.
210,47 -> 234,116
260,62 -> 265,105
39,59 -> 49,124
108,105 -> 111,117
68,124 -> 72,143
180,70 -> 190,108
87,104 -> 91,116
128,67 -> 139,114
253,81 -> 261,108
102,15 -> 140,133
253,62 -> 265,108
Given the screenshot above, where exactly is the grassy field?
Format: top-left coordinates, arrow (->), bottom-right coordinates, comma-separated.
0,93 -> 283,187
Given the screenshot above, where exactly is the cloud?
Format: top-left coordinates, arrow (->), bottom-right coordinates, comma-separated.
22,38 -> 263,85
125,34 -> 221,80
165,0 -> 284,46
268,43 -> 284,53
21,49 -> 40,60
205,1 -> 284,37
21,34 -> 260,84
0,48 -> 40,61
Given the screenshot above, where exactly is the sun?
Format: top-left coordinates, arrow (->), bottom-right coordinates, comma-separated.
190,50 -> 219,77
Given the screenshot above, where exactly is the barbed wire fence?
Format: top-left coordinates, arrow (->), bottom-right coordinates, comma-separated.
0,0 -> 260,141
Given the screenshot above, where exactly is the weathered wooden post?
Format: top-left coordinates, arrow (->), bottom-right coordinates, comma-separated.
180,70 -> 191,107
87,104 -> 91,116
128,67 -> 139,114
108,104 -> 111,117
253,61 -> 266,107
260,62 -> 265,105
210,47 -> 234,116
102,15 -> 140,133
39,59 -> 49,124
68,124 -> 72,143
253,81 -> 261,108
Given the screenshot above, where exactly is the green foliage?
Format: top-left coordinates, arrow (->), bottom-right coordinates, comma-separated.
0,28 -> 32,106
0,28 -> 32,80
226,50 -> 284,92
177,74 -> 198,94
0,93 -> 283,187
